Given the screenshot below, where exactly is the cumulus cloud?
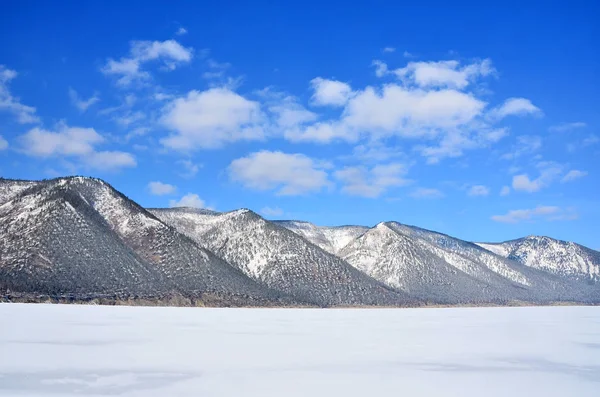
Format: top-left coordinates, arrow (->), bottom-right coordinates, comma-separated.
0,65 -> 39,123
393,59 -> 495,89
468,185 -> 490,197
175,27 -> 188,36
18,125 -> 104,157
260,206 -> 284,217
561,170 -> 588,183
371,60 -> 389,77
334,163 -> 411,198
161,88 -> 264,150
310,77 -> 353,107
289,82 -> 487,149
154,56 -> 533,164
17,123 -> 135,171
102,39 -> 193,85
383,47 -> 396,53
512,162 -> 563,193
409,187 -> 444,199
489,97 -> 542,119
169,193 -> 206,208
0,135 -> 8,151
148,181 -> 177,195
418,127 -> 507,164
85,151 -> 136,170
228,150 -> 331,196
68,88 -> 99,112
268,94 -> 318,128
500,186 -> 511,196
492,206 -> 577,223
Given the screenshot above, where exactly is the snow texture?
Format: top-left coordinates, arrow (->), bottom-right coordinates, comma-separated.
0,303 -> 599,397
476,237 -> 600,282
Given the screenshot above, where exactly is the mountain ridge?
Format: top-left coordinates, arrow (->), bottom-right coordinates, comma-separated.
2,176 -> 599,306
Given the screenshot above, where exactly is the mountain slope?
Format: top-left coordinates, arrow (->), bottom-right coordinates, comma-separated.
151,208 -> 415,307
0,177 -> 289,306
274,220 -> 368,254
337,223 -> 515,304
477,236 -> 600,283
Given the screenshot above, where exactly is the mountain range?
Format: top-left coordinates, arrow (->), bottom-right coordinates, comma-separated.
1,176 -> 599,307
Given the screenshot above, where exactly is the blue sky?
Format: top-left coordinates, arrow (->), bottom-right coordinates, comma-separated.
1,0 -> 599,248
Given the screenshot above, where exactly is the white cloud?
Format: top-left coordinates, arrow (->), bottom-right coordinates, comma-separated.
492,206 -> 577,223
68,88 -> 99,111
468,185 -> 490,197
161,88 -> 264,150
500,186 -> 511,196
268,95 -> 318,128
310,77 -> 353,107
228,150 -> 330,196
403,51 -> 415,58
561,170 -> 588,183
285,122 -> 354,143
201,59 -> 244,89
17,123 -> 136,171
0,135 -> 7,151
393,59 -> 495,89
18,125 -> 104,157
409,187 -> 444,199
350,143 -> 405,162
102,39 -> 193,86
85,151 -> 136,170
418,127 -> 507,164
154,92 -> 174,101
148,181 -> 177,195
549,122 -> 586,132
176,27 -> 188,36
501,135 -> 542,160
140,56 -> 547,166
334,163 -> 411,198
0,65 -> 39,123
512,162 -> 563,193
115,111 -> 145,127
178,159 -> 200,178
489,97 -> 541,119
169,193 -> 206,208
383,47 -> 396,53
371,60 -> 389,77
260,206 -> 284,217
291,83 -> 487,147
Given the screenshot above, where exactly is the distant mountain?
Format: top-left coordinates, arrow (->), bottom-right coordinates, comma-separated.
151,208 -> 414,307
476,236 -> 600,283
280,219 -> 600,304
0,177 -> 289,306
1,176 -> 599,307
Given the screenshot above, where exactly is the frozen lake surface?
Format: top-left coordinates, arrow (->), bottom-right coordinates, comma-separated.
1,304 -> 599,396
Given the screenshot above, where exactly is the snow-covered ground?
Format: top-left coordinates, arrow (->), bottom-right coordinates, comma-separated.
1,304 -> 599,397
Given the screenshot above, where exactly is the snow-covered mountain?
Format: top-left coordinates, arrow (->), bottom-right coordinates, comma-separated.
2,176 -> 599,307
0,177 -> 288,306
273,220 -> 368,254
477,236 -> 600,282
281,219 -> 600,304
151,208 -> 414,307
